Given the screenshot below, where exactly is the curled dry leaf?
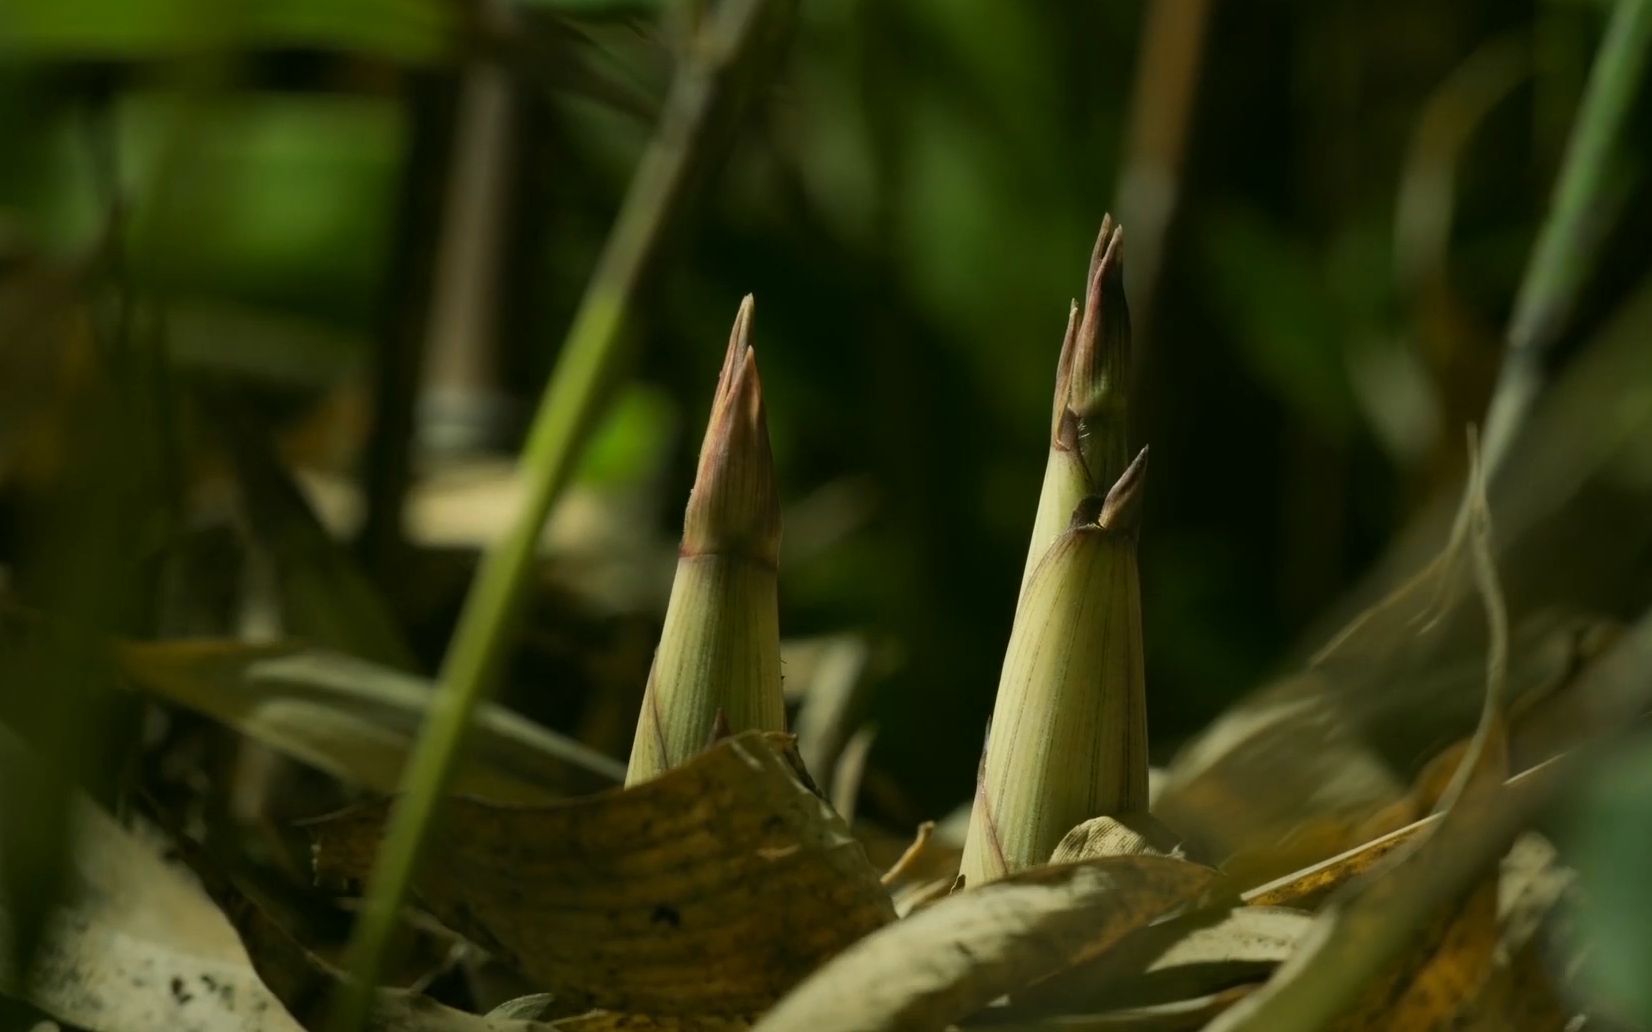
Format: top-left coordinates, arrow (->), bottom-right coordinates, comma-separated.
1153,444 -> 1590,875
862,820 -> 965,918
749,855 -> 1216,1032
1050,813 -> 1182,863
118,639 -> 624,802
1205,440 -> 1513,1032
309,731 -> 894,1016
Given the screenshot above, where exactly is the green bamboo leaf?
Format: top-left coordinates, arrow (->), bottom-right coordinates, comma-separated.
0,0 -> 457,64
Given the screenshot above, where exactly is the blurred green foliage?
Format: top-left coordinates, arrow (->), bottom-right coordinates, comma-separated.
1,0 -> 1650,821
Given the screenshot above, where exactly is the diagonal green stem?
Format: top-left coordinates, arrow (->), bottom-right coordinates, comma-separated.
327,2 -> 789,1028
1482,0 -> 1652,474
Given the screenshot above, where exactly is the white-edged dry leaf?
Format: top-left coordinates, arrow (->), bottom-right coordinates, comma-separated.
309,732 -> 894,1016
119,639 -> 624,801
0,736 -> 304,1032
750,855 -> 1215,1032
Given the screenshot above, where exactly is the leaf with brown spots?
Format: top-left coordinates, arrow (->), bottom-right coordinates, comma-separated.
308,731 -> 894,1016
749,855 -> 1216,1032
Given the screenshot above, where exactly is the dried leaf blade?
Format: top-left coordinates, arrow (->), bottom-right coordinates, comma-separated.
751,855 -> 1215,1032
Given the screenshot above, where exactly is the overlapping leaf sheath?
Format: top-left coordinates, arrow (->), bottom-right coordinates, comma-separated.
627,297 -> 783,785
1019,216 -> 1133,596
961,450 -> 1150,885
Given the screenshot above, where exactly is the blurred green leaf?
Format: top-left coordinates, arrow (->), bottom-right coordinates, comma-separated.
1570,732 -> 1652,1027
0,0 -> 457,64
575,383 -> 675,487
1201,211 -> 1359,435
119,92 -> 404,325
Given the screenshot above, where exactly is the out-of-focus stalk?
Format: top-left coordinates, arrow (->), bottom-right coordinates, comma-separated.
1019,218 -> 1133,596
627,296 -> 783,784
328,1 -> 793,1025
963,449 -> 1149,886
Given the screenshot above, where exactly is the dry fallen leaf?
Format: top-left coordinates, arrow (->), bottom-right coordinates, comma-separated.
749,855 -> 1216,1032
185,847 -> 567,1032
0,732 -> 304,1032
1014,905 -> 1311,1017
1239,755 -> 1563,911
119,639 -> 624,801
1238,815 -> 1431,911
309,731 -> 894,1016
964,986 -> 1256,1031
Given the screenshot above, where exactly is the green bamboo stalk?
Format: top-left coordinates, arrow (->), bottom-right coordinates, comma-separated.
1481,0 -> 1652,474
627,297 -> 784,784
1019,218 -> 1134,596
963,448 -> 1150,885
327,2 -> 791,1028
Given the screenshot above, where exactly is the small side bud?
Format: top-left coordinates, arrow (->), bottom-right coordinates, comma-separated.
1097,446 -> 1148,533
